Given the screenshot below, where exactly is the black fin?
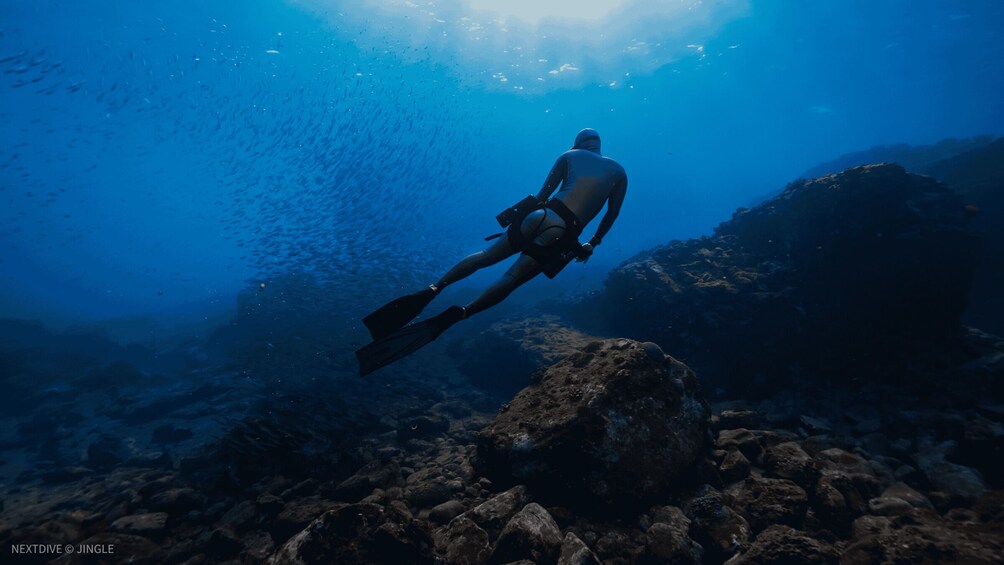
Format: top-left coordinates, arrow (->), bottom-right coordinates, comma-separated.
362,287 -> 437,341
356,306 -> 466,376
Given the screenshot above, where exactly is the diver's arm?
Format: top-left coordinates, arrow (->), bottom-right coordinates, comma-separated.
534,154 -> 568,202
588,176 -> 627,247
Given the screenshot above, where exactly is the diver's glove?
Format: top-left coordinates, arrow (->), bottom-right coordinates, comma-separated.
576,242 -> 594,263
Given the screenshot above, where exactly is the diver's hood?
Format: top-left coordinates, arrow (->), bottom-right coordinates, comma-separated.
573,128 -> 601,153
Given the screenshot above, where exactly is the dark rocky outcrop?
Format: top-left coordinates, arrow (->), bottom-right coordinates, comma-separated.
798,136 -> 998,181
572,164 -> 983,396
923,138 -> 1004,335
4,219 -> 1002,565
476,339 -> 709,510
788,136 -> 1004,335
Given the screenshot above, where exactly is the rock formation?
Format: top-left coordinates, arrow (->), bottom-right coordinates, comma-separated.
477,339 -> 710,510
571,164 -> 983,396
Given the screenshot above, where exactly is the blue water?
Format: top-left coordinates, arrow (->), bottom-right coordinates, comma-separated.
2,0 -> 1003,337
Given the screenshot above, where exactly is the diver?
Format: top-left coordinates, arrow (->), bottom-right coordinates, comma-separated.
356,128 -> 627,375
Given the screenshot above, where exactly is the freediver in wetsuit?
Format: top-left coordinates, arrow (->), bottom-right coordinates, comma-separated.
356,128 -> 627,375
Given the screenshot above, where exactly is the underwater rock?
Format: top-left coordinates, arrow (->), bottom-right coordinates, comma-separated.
866,496 -> 914,516
913,441 -> 987,504
256,493 -> 285,516
682,484 -> 751,562
763,441 -> 819,488
269,503 -> 430,565
198,527 -> 243,560
558,532 -> 601,565
716,429 -> 764,464
272,496 -> 335,542
843,507 -> 1004,563
334,460 -> 401,502
723,476 -> 808,533
429,500 -> 466,524
432,516 -> 491,565
110,513 -> 169,540
477,339 -> 709,510
812,473 -> 878,534
449,315 -> 597,398
460,485 -> 531,540
879,482 -> 933,510
242,530 -> 277,562
217,500 -> 258,533
404,468 -> 456,508
919,137 -> 1004,335
572,164 -> 982,396
725,524 -> 838,565
490,503 -> 563,564
719,449 -> 751,484
643,506 -> 701,564
957,412 -> 1004,487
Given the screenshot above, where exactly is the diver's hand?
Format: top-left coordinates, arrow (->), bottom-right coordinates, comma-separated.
576,243 -> 594,262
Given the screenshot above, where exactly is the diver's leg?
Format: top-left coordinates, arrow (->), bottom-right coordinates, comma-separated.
464,254 -> 544,316
379,246 -> 537,345
365,240 -> 512,338
435,234 -> 517,290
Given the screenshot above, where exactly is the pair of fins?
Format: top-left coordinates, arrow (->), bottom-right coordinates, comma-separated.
356,288 -> 464,376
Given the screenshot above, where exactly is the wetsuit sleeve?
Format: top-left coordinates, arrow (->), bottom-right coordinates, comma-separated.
534,154 -> 568,202
590,175 -> 627,246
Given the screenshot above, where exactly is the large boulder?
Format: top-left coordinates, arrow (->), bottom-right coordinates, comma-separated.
490,503 -> 563,564
477,339 -> 710,511
571,164 -> 982,396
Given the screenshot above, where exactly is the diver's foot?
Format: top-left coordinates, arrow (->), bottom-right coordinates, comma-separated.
363,287 -> 438,340
356,305 -> 465,376
427,305 -> 466,338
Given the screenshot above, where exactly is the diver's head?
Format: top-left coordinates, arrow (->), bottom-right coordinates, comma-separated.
573,128 -> 601,153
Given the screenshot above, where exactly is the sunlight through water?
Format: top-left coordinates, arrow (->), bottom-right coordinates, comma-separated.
293,0 -> 751,92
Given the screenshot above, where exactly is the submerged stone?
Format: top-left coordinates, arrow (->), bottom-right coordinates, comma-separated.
477,339 -> 709,510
